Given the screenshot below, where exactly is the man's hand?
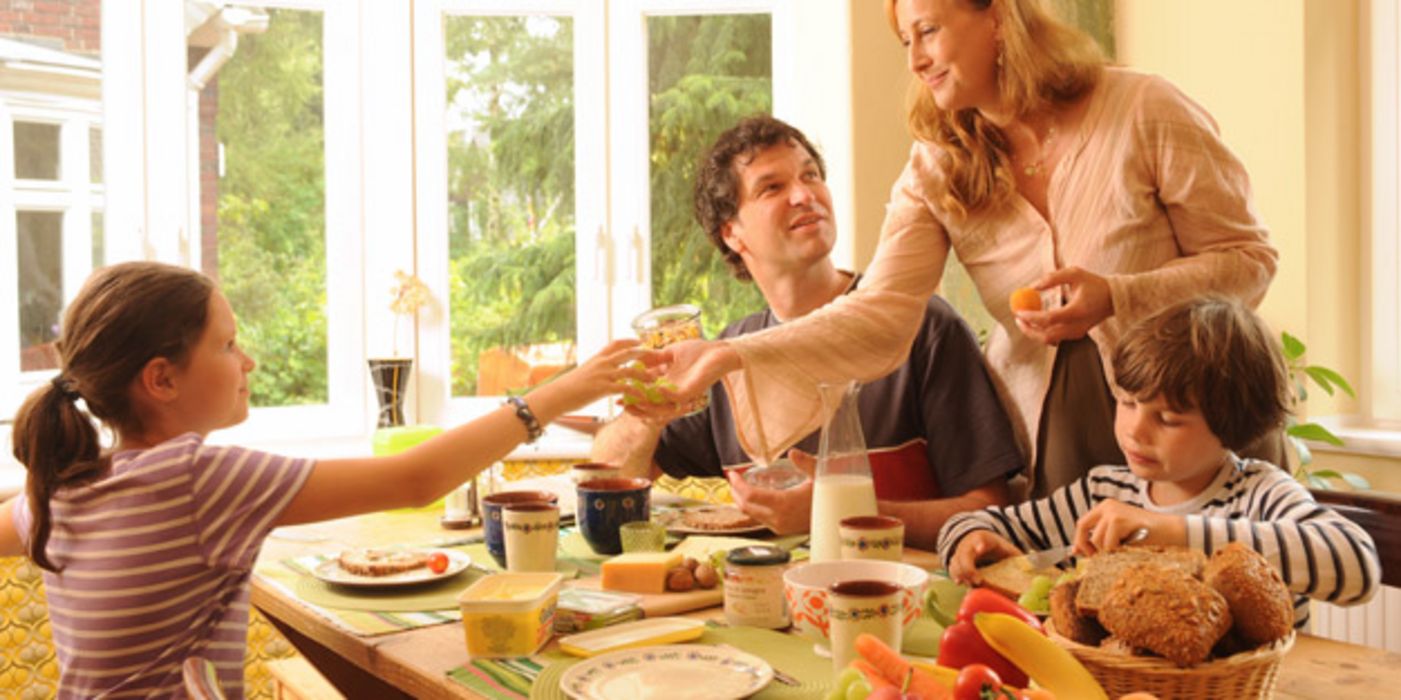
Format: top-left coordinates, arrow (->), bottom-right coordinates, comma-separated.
1014,266 -> 1114,345
622,339 -> 742,420
725,452 -> 815,536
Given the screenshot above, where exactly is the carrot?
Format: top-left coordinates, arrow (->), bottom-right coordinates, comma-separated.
854,633 -> 952,698
850,659 -> 896,691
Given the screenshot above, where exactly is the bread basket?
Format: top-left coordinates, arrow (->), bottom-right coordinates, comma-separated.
1044,620 -> 1295,699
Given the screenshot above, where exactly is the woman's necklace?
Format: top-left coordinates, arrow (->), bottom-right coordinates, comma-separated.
1018,122 -> 1058,178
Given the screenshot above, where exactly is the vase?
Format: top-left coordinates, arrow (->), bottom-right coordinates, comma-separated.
367,358 -> 412,428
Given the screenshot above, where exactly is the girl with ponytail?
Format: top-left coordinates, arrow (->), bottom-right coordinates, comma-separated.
1,261 -> 657,698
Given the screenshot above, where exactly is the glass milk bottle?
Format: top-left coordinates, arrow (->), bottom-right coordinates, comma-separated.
808,381 -> 878,562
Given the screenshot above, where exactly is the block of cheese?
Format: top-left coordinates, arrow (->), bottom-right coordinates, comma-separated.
600,552 -> 683,594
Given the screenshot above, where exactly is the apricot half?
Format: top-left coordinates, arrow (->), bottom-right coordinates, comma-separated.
1009,287 -> 1042,312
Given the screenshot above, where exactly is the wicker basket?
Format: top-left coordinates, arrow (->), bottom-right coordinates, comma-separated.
1044,621 -> 1295,700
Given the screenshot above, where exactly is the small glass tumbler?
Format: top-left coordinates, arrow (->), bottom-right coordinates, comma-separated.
619,521 -> 666,553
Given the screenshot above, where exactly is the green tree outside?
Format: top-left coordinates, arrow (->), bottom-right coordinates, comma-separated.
216,9 -> 328,407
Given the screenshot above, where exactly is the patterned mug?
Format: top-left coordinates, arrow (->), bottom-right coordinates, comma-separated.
482,490 -> 558,568
828,579 -> 903,673
576,477 -> 651,555
839,515 -> 905,562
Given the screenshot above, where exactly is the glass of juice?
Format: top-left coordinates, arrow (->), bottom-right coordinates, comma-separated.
630,304 -> 707,413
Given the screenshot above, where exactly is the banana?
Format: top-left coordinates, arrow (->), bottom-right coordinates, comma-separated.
908,661 -> 958,688
973,612 -> 1108,700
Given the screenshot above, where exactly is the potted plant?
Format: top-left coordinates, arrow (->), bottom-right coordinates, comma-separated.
369,270 -> 431,428
1281,332 -> 1370,490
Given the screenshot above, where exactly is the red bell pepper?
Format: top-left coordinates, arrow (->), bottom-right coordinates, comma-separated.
937,587 -> 1043,688
936,620 -> 1029,689
956,588 -> 1043,632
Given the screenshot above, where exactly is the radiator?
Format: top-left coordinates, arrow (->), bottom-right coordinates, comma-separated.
1310,585 -> 1401,651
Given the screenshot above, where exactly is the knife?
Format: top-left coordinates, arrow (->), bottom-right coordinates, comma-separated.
1023,527 -> 1148,569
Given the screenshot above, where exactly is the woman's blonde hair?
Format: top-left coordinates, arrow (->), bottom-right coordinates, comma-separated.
883,0 -> 1104,219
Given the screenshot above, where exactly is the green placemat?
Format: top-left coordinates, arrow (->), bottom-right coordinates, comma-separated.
526,626 -> 836,700
284,547 -> 579,613
902,616 -> 944,657
292,567 -> 485,612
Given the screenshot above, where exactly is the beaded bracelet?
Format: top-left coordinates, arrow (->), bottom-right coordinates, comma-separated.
504,396 -> 544,443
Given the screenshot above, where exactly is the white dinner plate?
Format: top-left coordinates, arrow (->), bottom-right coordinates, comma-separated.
311,549 -> 471,588
559,644 -> 773,700
654,506 -> 770,536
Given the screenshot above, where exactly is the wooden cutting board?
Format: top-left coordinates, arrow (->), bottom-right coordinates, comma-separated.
566,577 -> 724,617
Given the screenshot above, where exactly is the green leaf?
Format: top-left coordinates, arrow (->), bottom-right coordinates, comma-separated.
1306,366 -> 1356,398
1342,473 -> 1372,490
1286,422 -> 1345,446
1281,331 -> 1306,361
1307,474 -> 1333,490
1289,436 -> 1313,466
1309,469 -> 1344,480
1303,366 -> 1336,396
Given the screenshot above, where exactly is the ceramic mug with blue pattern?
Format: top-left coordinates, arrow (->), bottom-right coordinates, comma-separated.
483,490 -> 558,568
576,477 -> 652,555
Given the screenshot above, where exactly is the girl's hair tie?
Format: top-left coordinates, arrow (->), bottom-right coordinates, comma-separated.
51,375 -> 81,402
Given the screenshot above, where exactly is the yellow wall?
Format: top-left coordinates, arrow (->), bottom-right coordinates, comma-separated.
848,0 -> 913,268
844,0 -> 1398,485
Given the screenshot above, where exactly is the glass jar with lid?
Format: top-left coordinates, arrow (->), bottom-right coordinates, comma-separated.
723,545 -> 791,629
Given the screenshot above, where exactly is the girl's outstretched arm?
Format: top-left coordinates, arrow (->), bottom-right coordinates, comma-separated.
275,340 -> 658,526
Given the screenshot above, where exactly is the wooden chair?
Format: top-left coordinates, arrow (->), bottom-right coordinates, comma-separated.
181,657 -> 227,700
265,656 -> 346,700
1310,488 -> 1401,588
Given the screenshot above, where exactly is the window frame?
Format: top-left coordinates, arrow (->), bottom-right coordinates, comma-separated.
0,94 -> 104,419
209,0 -> 371,444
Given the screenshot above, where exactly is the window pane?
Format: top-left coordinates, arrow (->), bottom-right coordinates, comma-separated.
17,211 -> 63,372
647,14 -> 770,337
89,127 -> 103,184
208,8 -> 328,406
443,15 -> 577,397
14,122 -> 61,180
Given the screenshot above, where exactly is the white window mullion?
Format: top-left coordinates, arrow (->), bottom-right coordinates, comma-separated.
143,0 -> 192,265
0,103 -> 18,411
61,117 -> 93,299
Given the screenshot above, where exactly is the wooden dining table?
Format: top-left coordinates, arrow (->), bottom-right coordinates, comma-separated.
251,508 -> 1401,699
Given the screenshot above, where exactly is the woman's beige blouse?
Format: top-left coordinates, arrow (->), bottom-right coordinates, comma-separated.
720,68 -> 1278,465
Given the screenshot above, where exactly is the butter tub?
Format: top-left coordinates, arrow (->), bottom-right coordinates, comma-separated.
457,572 -> 565,658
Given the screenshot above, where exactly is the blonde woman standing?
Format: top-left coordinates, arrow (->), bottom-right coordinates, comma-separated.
630,0 -> 1278,499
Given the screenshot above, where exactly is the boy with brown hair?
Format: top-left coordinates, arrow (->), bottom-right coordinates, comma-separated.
939,295 -> 1380,629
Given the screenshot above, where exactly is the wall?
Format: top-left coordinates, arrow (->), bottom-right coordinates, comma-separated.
842,0 -> 1398,488
0,0 -> 100,56
847,0 -> 911,269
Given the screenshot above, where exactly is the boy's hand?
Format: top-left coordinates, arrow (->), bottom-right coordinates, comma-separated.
948,530 -> 1021,585
1073,499 -> 1187,556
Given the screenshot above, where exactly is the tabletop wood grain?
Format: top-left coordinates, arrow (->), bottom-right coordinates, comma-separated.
251,509 -> 1400,699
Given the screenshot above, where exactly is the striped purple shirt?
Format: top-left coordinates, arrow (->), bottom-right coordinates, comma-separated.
12,433 -> 313,699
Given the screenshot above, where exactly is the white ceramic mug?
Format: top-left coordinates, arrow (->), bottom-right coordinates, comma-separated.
827,579 -> 903,673
570,462 -> 621,485
503,502 -> 559,573
839,515 -> 905,562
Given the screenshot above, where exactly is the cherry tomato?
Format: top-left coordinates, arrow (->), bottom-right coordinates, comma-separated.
427,551 -> 449,574
953,664 -> 1002,700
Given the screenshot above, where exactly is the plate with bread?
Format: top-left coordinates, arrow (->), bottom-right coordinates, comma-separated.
313,548 -> 471,588
653,505 -> 767,535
